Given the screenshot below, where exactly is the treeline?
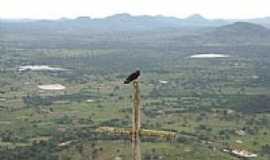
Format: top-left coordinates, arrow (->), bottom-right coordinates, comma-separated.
23,92 -> 97,106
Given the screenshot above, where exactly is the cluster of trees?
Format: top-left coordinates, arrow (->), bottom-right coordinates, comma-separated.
23,92 -> 96,107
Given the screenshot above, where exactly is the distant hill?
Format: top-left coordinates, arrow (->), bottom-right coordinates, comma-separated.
211,22 -> 270,36
2,13 -> 270,33
232,17 -> 270,28
183,14 -> 227,26
198,22 -> 270,45
0,13 -> 229,33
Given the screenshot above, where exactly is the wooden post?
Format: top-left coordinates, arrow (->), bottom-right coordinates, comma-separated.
132,133 -> 141,160
132,81 -> 141,140
132,80 -> 141,160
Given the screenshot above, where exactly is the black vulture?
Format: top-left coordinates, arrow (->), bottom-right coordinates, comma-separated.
124,70 -> 140,84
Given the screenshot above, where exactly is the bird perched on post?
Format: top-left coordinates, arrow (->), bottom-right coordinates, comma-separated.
124,70 -> 140,84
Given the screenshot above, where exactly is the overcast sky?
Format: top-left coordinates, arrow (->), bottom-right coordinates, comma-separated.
0,0 -> 269,19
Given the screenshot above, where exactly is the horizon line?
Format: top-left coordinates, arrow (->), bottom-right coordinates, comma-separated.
1,13 -> 270,21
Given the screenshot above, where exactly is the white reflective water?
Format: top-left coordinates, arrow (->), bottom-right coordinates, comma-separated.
38,84 -> 66,90
18,65 -> 66,71
190,54 -> 230,58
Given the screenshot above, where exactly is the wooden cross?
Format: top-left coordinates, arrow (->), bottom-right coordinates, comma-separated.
96,80 -> 176,160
